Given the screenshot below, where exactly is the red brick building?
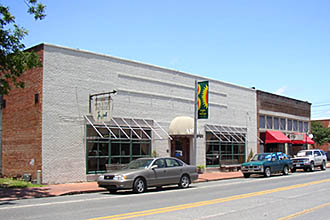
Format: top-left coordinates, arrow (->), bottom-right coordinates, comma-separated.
257,90 -> 312,157
0,45 -> 43,179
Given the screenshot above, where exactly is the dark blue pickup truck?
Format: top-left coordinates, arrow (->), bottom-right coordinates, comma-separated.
241,152 -> 293,178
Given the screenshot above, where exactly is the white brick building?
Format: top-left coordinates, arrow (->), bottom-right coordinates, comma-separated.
1,44 -> 258,184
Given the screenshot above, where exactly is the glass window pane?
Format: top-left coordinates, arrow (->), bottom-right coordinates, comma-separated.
88,142 -> 97,156
288,119 -> 292,131
267,116 -> 273,129
280,118 -> 286,130
99,143 -> 109,156
121,143 -> 130,155
259,115 -> 265,128
111,143 -> 120,156
132,143 -> 141,155
299,121 -> 303,132
293,120 -> 298,131
304,122 -> 309,133
274,117 -> 279,130
121,157 -> 130,164
99,158 -> 107,171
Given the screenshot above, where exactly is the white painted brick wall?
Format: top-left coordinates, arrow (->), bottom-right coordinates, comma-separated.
42,44 -> 257,184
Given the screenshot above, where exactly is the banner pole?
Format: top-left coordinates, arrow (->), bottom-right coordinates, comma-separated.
193,80 -> 198,165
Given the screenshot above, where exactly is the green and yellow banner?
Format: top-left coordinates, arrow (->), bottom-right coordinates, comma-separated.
198,81 -> 208,119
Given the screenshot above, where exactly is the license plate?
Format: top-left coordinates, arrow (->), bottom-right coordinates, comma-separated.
296,164 -> 300,167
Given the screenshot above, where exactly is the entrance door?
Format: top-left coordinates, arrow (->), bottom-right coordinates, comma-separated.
171,137 -> 190,164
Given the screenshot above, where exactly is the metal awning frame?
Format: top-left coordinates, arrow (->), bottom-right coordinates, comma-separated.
205,124 -> 246,144
85,116 -> 171,140
206,124 -> 264,144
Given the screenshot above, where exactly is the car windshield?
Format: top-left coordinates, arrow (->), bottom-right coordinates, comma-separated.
251,153 -> 272,161
126,159 -> 154,169
297,151 -> 312,157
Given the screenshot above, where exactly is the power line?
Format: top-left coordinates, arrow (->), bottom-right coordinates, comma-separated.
312,103 -> 330,108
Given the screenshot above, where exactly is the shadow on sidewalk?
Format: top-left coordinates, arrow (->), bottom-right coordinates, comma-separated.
0,187 -> 52,202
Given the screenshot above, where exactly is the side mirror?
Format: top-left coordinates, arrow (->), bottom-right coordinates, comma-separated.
151,165 -> 158,170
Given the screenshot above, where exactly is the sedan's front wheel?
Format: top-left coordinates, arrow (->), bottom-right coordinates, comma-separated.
178,175 -> 190,189
133,177 -> 146,193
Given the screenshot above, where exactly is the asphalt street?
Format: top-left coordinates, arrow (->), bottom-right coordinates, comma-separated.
0,169 -> 329,220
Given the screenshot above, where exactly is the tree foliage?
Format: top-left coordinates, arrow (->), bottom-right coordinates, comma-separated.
311,121 -> 330,146
0,0 -> 46,95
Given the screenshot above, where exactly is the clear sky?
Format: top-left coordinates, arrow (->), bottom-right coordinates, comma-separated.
3,0 -> 330,119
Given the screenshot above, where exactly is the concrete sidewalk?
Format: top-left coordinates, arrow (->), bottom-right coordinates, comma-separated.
0,171 -> 243,201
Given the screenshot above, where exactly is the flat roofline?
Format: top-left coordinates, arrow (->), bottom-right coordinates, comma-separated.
257,90 -> 311,105
27,43 -> 256,93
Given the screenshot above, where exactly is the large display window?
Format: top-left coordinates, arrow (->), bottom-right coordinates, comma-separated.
205,131 -> 246,167
86,125 -> 151,174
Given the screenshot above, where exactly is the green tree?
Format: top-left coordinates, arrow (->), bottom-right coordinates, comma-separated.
311,121 -> 330,146
0,0 -> 46,95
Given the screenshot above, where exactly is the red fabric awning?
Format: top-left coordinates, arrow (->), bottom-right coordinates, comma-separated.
291,133 -> 315,145
265,130 -> 291,144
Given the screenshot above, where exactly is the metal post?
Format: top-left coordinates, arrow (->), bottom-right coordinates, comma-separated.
306,130 -> 308,150
193,80 -> 198,165
37,170 -> 41,185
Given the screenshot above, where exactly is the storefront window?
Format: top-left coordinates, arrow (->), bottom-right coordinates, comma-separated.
206,132 -> 246,167
86,126 -> 152,174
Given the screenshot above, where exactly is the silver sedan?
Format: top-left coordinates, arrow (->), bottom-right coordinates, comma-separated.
97,157 -> 199,193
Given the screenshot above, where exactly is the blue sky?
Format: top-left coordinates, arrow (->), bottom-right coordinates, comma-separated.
4,0 -> 330,119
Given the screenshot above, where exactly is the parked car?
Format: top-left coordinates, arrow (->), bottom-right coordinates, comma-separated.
241,152 -> 293,178
291,149 -> 327,172
97,157 -> 198,193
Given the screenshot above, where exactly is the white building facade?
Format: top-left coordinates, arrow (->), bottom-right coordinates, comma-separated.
4,44 -> 258,184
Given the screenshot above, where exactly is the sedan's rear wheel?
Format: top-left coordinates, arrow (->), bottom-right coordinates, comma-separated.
133,177 -> 146,193
264,167 -> 271,177
178,175 -> 190,189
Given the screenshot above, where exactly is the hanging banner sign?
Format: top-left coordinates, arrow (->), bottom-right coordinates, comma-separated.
93,97 -> 111,123
198,81 -> 209,119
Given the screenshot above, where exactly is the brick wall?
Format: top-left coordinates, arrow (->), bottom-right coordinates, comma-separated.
257,90 -> 311,117
1,45 -> 44,180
